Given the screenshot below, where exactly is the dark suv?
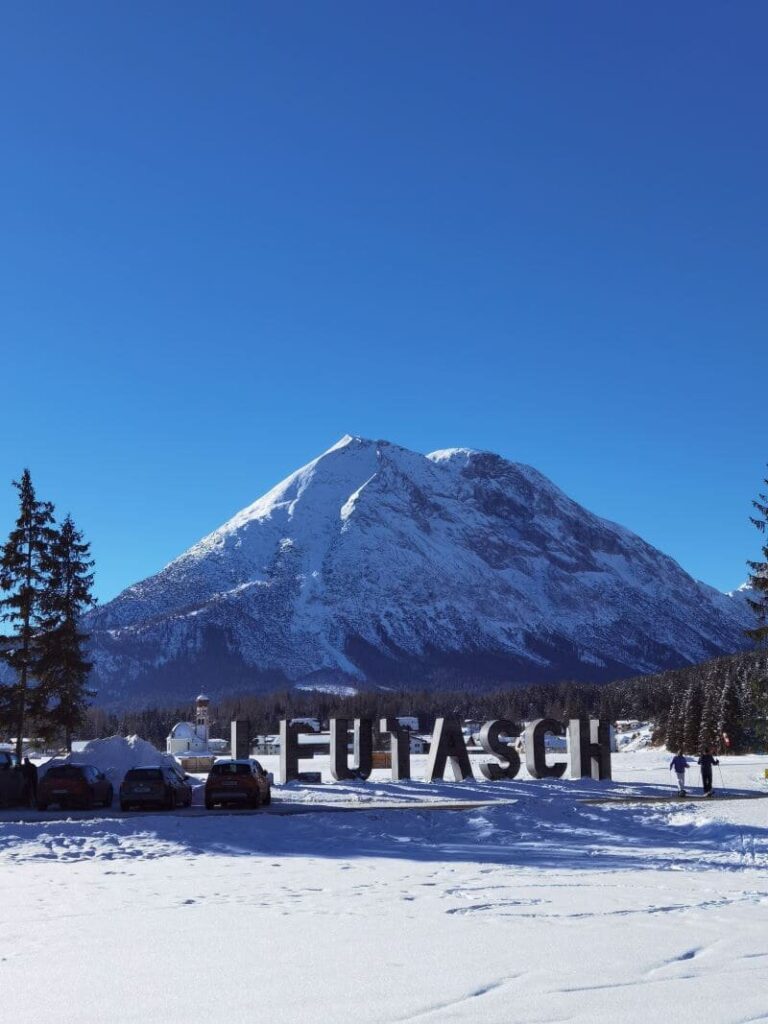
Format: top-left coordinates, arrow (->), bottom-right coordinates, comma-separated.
38,765 -> 113,810
205,759 -> 272,809
120,766 -> 193,811
0,752 -> 24,807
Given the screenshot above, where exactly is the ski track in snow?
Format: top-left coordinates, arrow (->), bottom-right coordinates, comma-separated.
2,750 -> 768,1022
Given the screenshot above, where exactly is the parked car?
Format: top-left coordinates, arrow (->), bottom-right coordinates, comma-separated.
38,764 -> 113,810
120,766 -> 193,811
0,765 -> 25,808
0,752 -> 27,808
0,751 -> 20,771
205,758 -> 272,810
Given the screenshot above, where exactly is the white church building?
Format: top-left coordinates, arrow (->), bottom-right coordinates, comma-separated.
166,694 -> 214,756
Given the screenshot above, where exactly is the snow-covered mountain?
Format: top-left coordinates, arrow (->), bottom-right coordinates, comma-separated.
87,435 -> 751,704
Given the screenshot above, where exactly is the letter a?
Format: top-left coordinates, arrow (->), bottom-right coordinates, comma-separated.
424,718 -> 474,782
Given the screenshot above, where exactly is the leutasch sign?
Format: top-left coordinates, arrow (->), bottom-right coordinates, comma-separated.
275,717 -> 612,784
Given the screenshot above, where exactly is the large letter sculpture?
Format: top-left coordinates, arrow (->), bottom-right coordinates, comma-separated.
379,718 -> 412,781
231,719 -> 251,760
424,718 -> 474,782
524,718 -> 567,779
568,719 -> 612,781
330,718 -> 373,781
478,719 -> 521,780
279,720 -> 323,784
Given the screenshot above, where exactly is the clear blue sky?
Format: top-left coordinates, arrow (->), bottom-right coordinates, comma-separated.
1,2 -> 766,602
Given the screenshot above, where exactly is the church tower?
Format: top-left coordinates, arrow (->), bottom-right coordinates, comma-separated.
195,694 -> 210,746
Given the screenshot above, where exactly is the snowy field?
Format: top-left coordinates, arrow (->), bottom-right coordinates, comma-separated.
3,749 -> 768,1023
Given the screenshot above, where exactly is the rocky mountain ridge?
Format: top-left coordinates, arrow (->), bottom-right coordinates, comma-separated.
86,435 -> 751,704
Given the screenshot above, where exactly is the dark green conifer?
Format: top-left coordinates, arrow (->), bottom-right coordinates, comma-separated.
37,515 -> 95,751
747,471 -> 768,643
718,678 -> 745,754
698,682 -> 719,753
682,682 -> 704,754
665,690 -> 684,752
0,470 -> 56,758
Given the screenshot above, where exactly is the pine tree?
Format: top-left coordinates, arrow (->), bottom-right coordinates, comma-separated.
0,470 -> 56,758
698,681 -> 719,753
747,674 -> 768,750
665,690 -> 684,753
747,470 -> 768,643
718,678 -> 745,754
37,515 -> 95,751
682,682 -> 704,754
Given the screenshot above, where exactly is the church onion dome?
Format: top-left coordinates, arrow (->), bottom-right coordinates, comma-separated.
196,694 -> 210,702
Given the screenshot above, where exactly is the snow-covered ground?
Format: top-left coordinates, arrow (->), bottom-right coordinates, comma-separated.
2,749 -> 768,1023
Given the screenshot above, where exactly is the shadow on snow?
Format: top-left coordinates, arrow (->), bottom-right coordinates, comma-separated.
1,776 -> 766,872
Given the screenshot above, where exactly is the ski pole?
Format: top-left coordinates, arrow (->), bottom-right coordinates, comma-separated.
717,762 -> 726,795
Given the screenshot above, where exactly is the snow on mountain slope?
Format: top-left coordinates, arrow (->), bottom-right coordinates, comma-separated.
86,436 -> 752,703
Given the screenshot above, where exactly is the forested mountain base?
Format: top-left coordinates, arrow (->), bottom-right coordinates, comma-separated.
81,647 -> 768,754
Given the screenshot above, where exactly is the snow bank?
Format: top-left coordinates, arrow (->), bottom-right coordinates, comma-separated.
616,723 -> 659,752
41,735 -> 180,786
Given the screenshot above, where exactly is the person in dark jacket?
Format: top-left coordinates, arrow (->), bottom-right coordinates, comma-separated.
669,751 -> 690,795
21,757 -> 38,808
698,749 -> 720,797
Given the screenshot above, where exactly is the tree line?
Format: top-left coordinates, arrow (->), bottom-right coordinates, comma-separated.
659,467 -> 768,753
77,646 -> 767,753
0,471 -> 94,756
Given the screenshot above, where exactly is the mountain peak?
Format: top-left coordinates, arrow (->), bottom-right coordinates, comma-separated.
323,433 -> 367,453
86,438 -> 752,704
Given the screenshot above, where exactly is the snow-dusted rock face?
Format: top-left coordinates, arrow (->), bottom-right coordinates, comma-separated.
87,436 -> 751,704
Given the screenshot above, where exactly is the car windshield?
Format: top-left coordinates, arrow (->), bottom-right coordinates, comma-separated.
46,766 -> 86,779
211,763 -> 251,776
126,769 -> 162,780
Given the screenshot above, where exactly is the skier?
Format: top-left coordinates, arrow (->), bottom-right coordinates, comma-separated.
669,751 -> 689,796
697,748 -> 720,797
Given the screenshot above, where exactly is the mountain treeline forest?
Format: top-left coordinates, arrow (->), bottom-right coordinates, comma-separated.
3,468 -> 768,756
82,647 -> 768,754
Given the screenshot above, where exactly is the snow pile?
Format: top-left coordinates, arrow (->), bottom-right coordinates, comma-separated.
616,722 -> 657,752
41,735 -> 179,787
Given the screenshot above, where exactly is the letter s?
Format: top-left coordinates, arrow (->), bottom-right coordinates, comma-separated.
478,719 -> 521,780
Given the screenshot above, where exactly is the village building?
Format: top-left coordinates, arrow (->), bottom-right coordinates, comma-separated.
252,735 -> 281,755
166,695 -> 227,767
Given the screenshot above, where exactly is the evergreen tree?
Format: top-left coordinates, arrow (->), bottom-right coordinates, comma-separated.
37,515 -> 95,751
747,674 -> 768,750
718,678 -> 745,754
747,470 -> 768,643
682,682 -> 704,754
0,470 -> 56,758
698,682 -> 719,753
598,689 -> 616,722
665,690 -> 684,752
